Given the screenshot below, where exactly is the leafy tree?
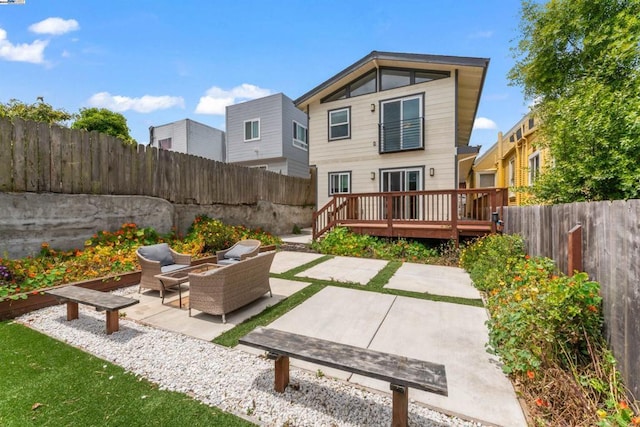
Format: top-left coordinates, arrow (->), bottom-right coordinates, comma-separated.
0,98 -> 73,125
71,107 -> 136,145
510,0 -> 640,203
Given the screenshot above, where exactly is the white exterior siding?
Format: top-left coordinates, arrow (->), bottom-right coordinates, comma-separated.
309,78 -> 456,207
150,119 -> 225,161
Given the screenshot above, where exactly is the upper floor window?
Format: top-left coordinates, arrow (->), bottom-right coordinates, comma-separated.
244,119 -> 260,141
329,171 -> 351,195
380,68 -> 449,91
380,95 -> 423,153
328,107 -> 350,140
322,70 -> 377,103
529,152 -> 540,185
478,172 -> 496,188
293,121 -> 308,150
158,138 -> 172,150
321,67 -> 449,103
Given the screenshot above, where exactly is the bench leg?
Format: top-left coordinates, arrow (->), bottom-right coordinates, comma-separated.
391,384 -> 408,427
66,301 -> 79,321
106,310 -> 119,335
274,355 -> 290,392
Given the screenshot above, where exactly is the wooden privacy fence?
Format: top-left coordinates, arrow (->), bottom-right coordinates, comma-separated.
503,200 -> 640,400
0,117 -> 314,206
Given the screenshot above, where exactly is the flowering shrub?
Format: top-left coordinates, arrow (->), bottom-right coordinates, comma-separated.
459,233 -> 526,292
461,234 -> 639,425
311,226 -> 446,263
1,219 -> 280,301
184,215 -> 281,254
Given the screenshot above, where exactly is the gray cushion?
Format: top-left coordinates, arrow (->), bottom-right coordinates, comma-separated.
139,243 -> 174,267
217,258 -> 240,266
224,244 -> 256,260
161,264 -> 189,273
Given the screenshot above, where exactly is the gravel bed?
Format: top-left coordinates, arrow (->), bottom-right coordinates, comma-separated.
16,287 -> 485,427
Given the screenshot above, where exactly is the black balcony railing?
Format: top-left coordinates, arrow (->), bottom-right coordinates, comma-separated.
379,117 -> 423,153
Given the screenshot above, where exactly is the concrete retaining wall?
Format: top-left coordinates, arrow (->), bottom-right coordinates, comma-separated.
0,193 -> 313,259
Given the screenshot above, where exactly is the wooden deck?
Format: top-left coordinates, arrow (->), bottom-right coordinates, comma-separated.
313,188 -> 508,242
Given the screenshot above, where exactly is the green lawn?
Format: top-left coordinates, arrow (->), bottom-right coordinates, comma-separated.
0,321 -> 253,427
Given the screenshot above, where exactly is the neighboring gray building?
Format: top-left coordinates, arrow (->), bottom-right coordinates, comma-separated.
149,118 -> 225,161
225,93 -> 309,178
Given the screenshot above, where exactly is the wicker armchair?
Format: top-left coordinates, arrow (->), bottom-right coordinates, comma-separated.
136,243 -> 192,296
215,239 -> 261,265
188,251 -> 275,323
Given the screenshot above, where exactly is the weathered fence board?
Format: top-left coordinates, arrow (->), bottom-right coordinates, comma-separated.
0,118 -> 12,192
37,122 -> 50,193
24,120 -> 38,192
504,200 -> 640,400
12,118 -> 26,192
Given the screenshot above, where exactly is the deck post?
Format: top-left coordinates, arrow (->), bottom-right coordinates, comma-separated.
490,190 -> 497,234
386,194 -> 393,236
450,192 -> 458,245
66,301 -> 79,320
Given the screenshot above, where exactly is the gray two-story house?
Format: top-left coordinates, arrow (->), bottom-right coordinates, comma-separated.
225,93 -> 309,178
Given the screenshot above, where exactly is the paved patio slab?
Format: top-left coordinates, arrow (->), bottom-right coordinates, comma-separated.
385,263 -> 482,300
270,251 -> 326,274
295,256 -> 388,284
243,286 -> 526,427
123,278 -> 309,341
354,295 -> 526,426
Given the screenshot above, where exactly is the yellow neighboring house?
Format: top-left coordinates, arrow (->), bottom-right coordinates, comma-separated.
470,113 -> 549,205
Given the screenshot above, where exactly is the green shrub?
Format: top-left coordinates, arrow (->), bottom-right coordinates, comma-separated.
311,226 -> 440,262
459,234 -> 526,292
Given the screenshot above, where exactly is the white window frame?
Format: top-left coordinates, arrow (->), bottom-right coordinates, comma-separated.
528,152 -> 540,185
158,137 -> 172,150
477,171 -> 496,188
508,157 -> 516,198
328,108 -> 350,140
328,171 -> 351,195
244,118 -> 260,142
293,121 -> 308,150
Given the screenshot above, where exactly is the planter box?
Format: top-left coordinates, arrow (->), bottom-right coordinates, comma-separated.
0,271 -> 141,321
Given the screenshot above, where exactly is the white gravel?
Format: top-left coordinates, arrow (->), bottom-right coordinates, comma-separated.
16,286 -> 485,427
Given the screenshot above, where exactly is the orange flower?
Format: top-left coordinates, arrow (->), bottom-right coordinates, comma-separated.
525,255 -> 530,260
513,275 -> 522,281
535,398 -> 549,407
631,416 -> 640,425
587,305 -> 597,313
526,370 -> 535,379
619,401 -> 629,410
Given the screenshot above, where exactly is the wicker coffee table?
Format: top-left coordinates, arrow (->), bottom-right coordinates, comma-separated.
154,263 -> 219,307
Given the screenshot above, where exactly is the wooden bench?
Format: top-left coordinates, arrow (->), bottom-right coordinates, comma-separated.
45,286 -> 139,335
239,327 -> 447,427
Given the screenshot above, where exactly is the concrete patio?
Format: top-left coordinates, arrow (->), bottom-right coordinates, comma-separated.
120,250 -> 527,426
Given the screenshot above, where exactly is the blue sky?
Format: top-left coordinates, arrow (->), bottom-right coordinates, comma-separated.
0,0 -> 531,152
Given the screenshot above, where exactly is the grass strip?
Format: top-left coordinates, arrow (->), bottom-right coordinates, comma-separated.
213,283 -> 325,348
275,254 -> 334,278
0,321 -> 253,427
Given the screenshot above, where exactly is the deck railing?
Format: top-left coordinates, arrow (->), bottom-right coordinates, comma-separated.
313,188 -> 509,240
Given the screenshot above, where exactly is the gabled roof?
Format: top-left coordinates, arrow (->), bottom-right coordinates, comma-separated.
295,50 -> 490,147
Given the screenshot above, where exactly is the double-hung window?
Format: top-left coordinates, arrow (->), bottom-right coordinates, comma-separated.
380,95 -> 423,153
529,152 -> 540,185
293,121 -> 308,150
329,172 -> 351,195
244,119 -> 260,141
328,108 -> 350,140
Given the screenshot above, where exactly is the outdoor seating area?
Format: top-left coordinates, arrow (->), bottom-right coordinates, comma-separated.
136,243 -> 192,297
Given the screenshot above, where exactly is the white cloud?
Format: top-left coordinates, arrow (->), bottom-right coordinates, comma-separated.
29,18 -> 80,35
469,30 -> 494,39
88,92 -> 185,113
0,28 -> 48,64
195,83 -> 272,115
473,117 -> 498,130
